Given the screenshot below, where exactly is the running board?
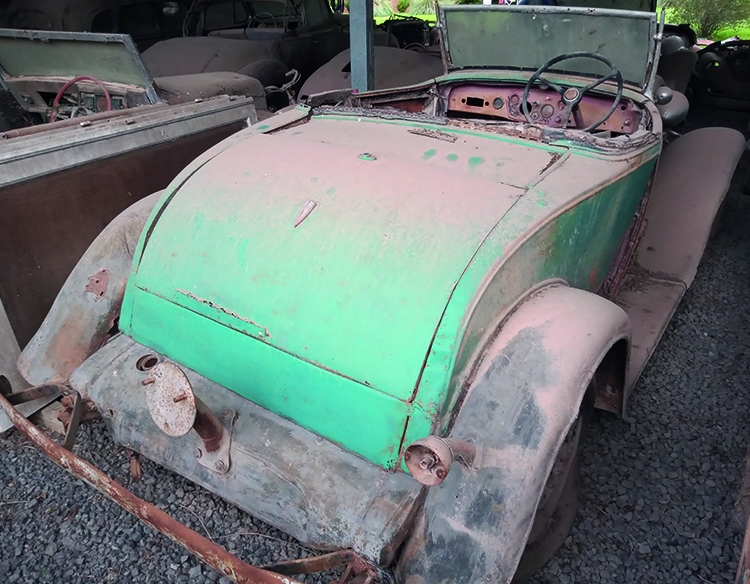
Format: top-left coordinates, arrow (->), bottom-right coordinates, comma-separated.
614,127 -> 745,390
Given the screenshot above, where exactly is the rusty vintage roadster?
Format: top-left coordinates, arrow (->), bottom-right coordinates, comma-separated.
2,4 -> 747,584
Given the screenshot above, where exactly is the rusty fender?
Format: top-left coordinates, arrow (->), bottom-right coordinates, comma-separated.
0,390 -> 300,584
397,284 -> 630,584
18,191 -> 163,387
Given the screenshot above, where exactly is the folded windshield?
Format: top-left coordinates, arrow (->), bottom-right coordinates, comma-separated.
440,5 -> 657,90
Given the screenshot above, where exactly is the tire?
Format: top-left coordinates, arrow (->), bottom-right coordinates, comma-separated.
512,398 -> 590,583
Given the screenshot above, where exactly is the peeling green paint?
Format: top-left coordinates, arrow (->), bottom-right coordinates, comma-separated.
422,149 -> 437,160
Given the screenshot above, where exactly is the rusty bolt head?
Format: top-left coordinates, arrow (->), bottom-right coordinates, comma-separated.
142,378 -> 155,386
173,392 -> 188,403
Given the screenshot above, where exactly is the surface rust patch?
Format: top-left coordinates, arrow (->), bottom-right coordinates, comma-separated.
84,268 -> 109,299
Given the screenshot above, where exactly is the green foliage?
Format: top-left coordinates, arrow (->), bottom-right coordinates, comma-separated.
407,0 -> 435,14
406,0 -> 482,15
373,0 -> 395,17
397,0 -> 410,12
665,0 -> 750,38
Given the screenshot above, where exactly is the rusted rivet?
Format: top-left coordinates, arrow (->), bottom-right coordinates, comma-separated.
173,393 -> 188,403
142,378 -> 155,386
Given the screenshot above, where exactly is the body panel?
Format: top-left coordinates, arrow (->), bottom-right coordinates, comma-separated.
121,108 -> 659,467
406,143 -> 659,447
121,115 -> 567,466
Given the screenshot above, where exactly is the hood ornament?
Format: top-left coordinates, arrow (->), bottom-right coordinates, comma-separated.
294,200 -> 318,228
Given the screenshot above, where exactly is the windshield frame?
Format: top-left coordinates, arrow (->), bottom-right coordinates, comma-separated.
0,28 -> 159,102
438,5 -> 660,94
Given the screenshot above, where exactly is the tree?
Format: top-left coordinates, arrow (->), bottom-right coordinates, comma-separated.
666,0 -> 750,38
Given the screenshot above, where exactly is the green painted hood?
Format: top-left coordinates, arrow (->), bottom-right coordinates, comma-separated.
121,113 -> 564,466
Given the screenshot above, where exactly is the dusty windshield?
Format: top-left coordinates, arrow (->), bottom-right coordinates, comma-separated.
440,5 -> 657,89
0,29 -> 153,89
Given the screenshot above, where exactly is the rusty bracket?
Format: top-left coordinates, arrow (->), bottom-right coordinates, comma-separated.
6,383 -> 66,405
196,407 -> 236,474
62,392 -> 84,451
0,383 -> 65,435
263,550 -> 358,576
0,390 -> 302,584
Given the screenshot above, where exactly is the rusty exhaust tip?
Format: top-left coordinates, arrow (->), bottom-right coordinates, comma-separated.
136,354 -> 159,371
404,437 -> 454,486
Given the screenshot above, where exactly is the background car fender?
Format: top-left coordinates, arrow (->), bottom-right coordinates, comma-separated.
17,191 -> 162,386
396,283 -> 630,584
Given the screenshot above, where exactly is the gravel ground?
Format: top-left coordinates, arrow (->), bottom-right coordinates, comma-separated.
1,105 -> 749,584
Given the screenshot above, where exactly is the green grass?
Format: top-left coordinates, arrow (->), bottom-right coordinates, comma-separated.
658,3 -> 750,40
713,22 -> 750,40
374,12 -> 437,25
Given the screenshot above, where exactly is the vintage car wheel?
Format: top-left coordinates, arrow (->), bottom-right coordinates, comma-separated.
512,400 -> 589,582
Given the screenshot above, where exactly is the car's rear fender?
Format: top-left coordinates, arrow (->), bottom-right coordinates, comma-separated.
17,192 -> 162,387
396,283 -> 630,584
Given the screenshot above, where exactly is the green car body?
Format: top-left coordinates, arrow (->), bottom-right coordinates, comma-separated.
120,105 -> 657,470
15,5 -> 747,583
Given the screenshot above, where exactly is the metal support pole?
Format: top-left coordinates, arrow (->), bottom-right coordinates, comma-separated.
349,0 -> 374,93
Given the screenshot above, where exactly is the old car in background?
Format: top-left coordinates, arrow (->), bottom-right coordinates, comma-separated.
692,39 -> 750,111
3,0 -> 190,50
0,29 -> 258,424
142,0 -> 401,86
298,45 -> 443,98
2,3 -> 746,584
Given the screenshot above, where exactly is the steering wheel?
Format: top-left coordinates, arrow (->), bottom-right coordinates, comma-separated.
49,75 -> 112,123
522,52 -> 623,132
248,11 -> 278,28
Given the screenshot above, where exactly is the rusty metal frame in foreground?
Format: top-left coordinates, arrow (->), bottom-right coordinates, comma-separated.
0,391 -> 300,584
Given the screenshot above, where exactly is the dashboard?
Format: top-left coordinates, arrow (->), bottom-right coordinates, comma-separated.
446,83 -> 641,134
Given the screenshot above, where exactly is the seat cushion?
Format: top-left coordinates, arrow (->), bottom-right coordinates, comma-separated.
143,37 -> 280,77
153,72 -> 265,106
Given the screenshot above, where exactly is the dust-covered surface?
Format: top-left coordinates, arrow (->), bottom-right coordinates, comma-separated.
1,104 -> 749,584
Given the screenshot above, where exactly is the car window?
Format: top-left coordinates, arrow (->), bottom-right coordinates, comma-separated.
9,10 -> 53,30
204,2 -> 249,30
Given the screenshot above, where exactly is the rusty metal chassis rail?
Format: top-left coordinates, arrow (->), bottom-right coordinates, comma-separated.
0,390 -> 302,584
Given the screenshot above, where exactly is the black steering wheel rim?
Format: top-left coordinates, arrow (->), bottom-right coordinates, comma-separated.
522,51 -> 624,132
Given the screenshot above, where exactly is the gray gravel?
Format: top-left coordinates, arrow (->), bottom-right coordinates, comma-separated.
2,104 -> 749,584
